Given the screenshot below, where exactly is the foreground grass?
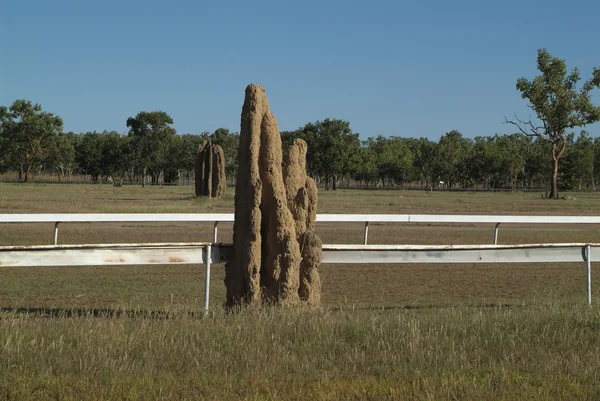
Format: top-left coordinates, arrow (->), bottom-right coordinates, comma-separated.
2,304 -> 600,400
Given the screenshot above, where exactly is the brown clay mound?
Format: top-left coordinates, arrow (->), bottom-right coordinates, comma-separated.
284,138 -> 322,305
211,144 -> 227,198
195,141 -> 226,198
225,84 -> 321,308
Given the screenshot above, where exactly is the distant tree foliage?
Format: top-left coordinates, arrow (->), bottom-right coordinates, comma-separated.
3,109 -> 600,192
284,119 -> 361,190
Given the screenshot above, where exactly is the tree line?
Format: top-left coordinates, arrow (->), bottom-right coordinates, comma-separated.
0,106 -> 239,187
1,104 -> 599,192
1,49 -> 599,195
282,125 -> 600,192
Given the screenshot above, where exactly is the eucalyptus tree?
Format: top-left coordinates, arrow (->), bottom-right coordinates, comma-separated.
126,111 -> 176,186
410,137 -> 438,188
44,131 -> 79,181
506,49 -> 600,198
0,100 -> 63,182
298,119 -> 360,190
435,130 -> 472,188
365,136 -> 414,186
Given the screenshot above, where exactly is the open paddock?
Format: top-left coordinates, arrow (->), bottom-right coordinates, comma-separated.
1,183 -> 600,400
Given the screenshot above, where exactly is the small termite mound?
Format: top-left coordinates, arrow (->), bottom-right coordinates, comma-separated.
195,141 -> 227,198
225,84 -> 321,308
284,139 -> 322,305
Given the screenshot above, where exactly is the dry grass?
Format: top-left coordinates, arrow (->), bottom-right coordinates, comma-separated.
2,183 -> 600,399
2,305 -> 600,400
2,183 -> 599,307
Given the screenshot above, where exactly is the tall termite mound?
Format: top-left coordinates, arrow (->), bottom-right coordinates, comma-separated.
194,141 -> 227,198
225,84 -> 321,307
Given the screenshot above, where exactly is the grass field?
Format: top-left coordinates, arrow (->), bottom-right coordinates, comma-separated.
2,183 -> 600,400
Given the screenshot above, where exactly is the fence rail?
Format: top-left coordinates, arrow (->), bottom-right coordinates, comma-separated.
1,213 -> 598,311
4,213 -> 600,245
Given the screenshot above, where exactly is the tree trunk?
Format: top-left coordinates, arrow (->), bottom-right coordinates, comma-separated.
550,157 -> 559,199
24,162 -> 32,183
549,141 -> 566,200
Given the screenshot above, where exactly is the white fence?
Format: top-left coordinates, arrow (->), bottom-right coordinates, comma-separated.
6,213 -> 600,245
1,213 -> 599,311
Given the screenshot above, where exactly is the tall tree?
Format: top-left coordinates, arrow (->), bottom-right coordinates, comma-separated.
76,131 -> 129,183
434,130 -> 472,188
492,134 -> 529,189
0,100 -> 63,182
75,132 -> 106,182
466,136 -> 495,188
44,131 -> 79,181
351,146 -> 378,186
365,136 -> 414,186
100,131 -> 129,181
298,119 -> 360,189
506,48 -> 600,199
410,138 -> 438,188
126,111 -> 176,186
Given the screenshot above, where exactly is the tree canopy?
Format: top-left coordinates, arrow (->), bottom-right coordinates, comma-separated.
506,48 -> 600,198
0,100 -> 63,182
126,111 -> 177,186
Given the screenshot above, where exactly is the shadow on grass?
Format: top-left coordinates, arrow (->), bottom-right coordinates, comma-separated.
326,302 -> 525,312
0,306 -> 202,319
0,303 -> 526,319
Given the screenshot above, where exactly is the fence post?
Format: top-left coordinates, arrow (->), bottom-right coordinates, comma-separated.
587,245 -> 592,306
364,221 -> 369,245
213,222 -> 219,243
54,222 -> 60,245
204,245 -> 212,315
493,223 -> 501,245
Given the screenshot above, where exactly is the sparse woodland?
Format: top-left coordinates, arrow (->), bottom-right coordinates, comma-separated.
1,49 -> 599,196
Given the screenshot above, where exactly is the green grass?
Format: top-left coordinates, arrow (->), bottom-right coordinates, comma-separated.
2,183 -> 600,399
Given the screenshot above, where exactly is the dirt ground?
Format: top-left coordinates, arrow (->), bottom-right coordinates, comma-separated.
1,183 -> 598,309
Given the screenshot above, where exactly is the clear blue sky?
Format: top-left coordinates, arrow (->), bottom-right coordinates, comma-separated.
2,0 -> 599,141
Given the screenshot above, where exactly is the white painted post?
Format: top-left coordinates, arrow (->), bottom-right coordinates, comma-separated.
213,222 -> 219,243
53,222 -> 60,245
493,223 -> 501,245
364,221 -> 369,245
204,245 -> 212,315
587,245 -> 592,306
